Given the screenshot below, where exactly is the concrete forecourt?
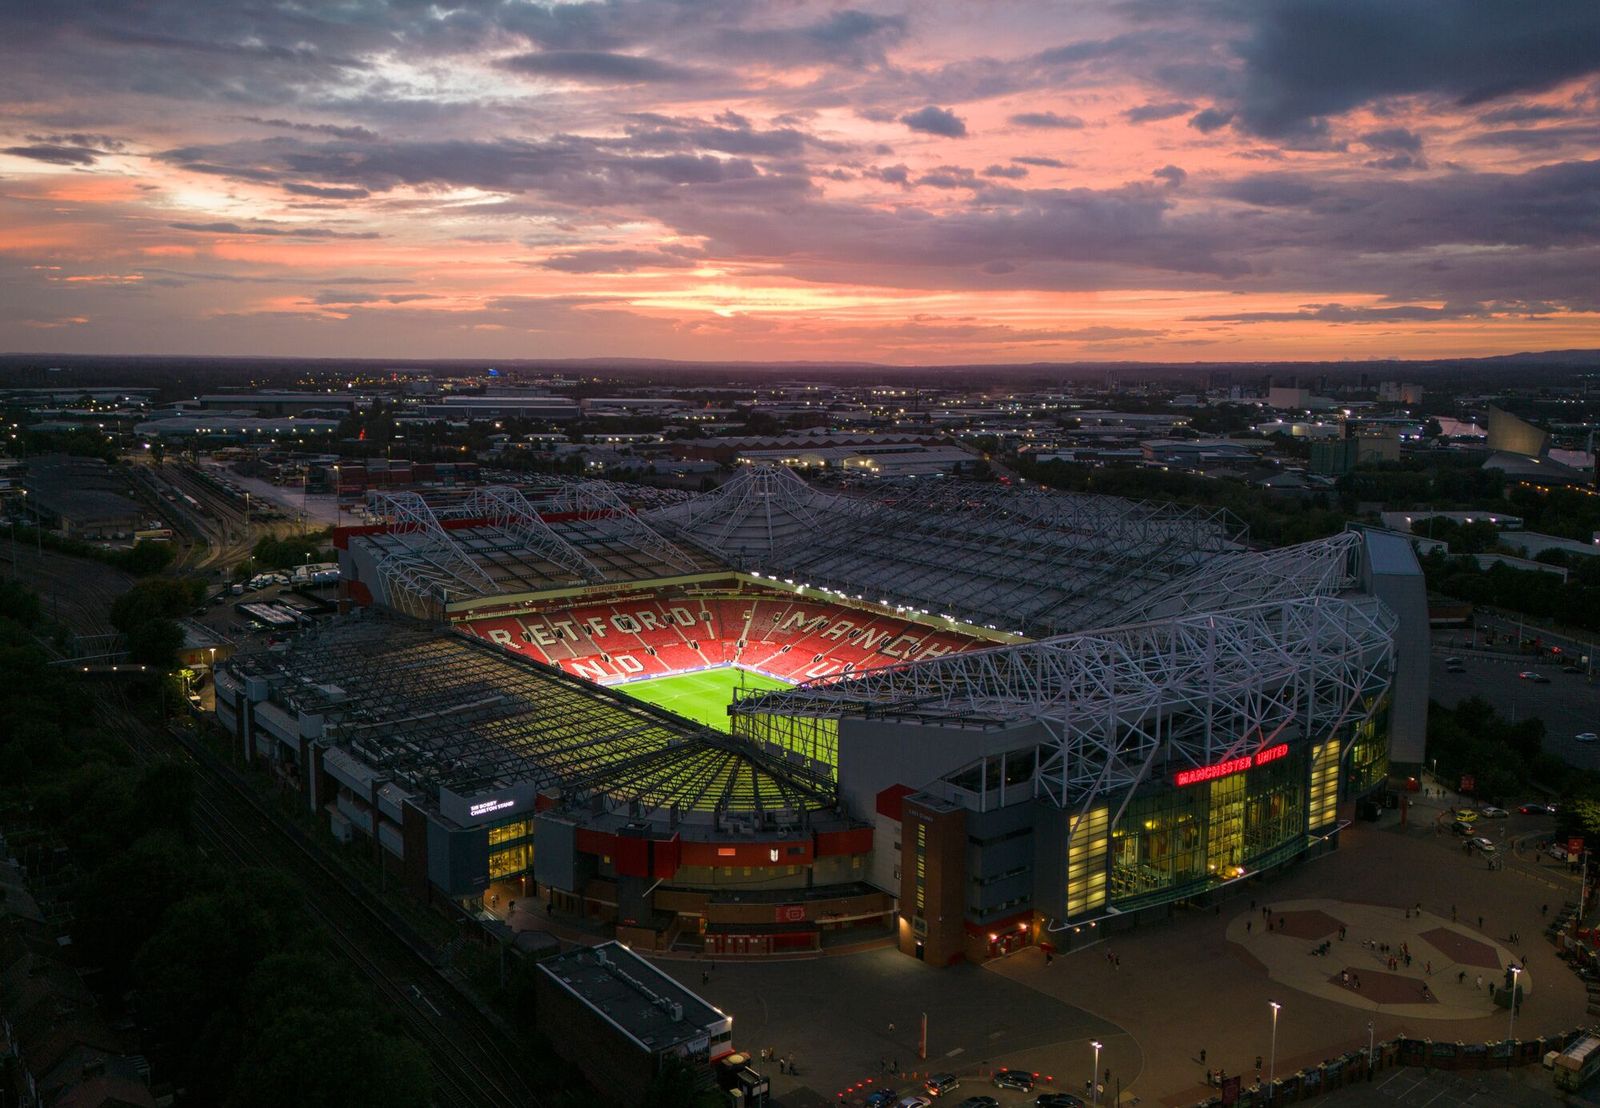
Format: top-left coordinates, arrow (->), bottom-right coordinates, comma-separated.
652,786 -> 1589,1107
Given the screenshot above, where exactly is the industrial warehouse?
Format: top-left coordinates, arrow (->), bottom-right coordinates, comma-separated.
215,466 -> 1425,964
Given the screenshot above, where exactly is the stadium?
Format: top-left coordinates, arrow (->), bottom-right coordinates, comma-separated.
215,466 -> 1425,964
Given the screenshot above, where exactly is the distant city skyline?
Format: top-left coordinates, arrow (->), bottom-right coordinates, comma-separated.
2,1 -> 1598,363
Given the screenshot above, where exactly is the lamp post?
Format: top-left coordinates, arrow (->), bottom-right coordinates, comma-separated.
1090,1040 -> 1102,1108
1269,1001 -> 1281,1102
1508,966 -> 1522,1049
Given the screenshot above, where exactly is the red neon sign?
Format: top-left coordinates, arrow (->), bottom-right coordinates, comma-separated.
1175,742 -> 1290,787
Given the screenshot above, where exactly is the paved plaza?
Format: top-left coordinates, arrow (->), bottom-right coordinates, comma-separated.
637,783 -> 1592,1107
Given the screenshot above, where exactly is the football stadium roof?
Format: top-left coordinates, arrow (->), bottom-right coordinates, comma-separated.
231,618 -> 835,823
645,465 -> 1247,636
731,530 -> 1394,810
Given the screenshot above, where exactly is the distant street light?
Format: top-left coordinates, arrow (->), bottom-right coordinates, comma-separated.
1269,1001 -> 1282,1102
1090,1040 -> 1102,1108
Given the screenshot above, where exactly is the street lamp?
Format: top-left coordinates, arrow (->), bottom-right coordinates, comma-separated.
1269,1001 -> 1281,1102
1508,966 -> 1522,1047
1366,1020 -> 1375,1077
1090,1040 -> 1102,1108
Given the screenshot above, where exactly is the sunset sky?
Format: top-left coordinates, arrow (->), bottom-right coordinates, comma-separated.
2,1 -> 1598,364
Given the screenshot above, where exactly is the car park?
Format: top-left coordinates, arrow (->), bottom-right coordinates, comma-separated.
1479,806 -> 1508,818
993,1070 -> 1036,1092
924,1074 -> 961,1097
1579,732 -> 1598,743
1518,670 -> 1551,683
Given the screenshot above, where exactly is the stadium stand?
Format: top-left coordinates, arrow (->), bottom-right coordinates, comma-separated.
456,583 -> 989,686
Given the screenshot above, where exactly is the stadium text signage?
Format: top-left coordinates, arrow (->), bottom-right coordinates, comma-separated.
469,797 -> 517,818
1174,743 -> 1289,788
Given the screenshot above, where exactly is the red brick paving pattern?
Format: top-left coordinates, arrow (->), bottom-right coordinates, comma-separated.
1327,966 -> 1439,1004
1420,926 -> 1502,969
1269,908 -> 1344,940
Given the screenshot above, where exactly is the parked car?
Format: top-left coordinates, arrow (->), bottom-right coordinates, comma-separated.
993,1070 -> 1036,1092
895,1097 -> 933,1108
1547,842 -> 1571,862
1452,820 -> 1475,835
1443,656 -> 1463,666
866,1091 -> 900,1108
1470,837 -> 1497,854
1454,809 -> 1479,822
1579,732 -> 1598,743
1479,806 -> 1508,818
1518,670 -> 1551,683
954,1098 -> 1000,1108
1564,665 -> 1585,674
1444,662 -> 1465,673
1035,1095 -> 1088,1108
924,1074 -> 961,1098
1519,802 -> 1555,814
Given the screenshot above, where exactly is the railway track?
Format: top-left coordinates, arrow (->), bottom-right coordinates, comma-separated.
107,706 -> 542,1108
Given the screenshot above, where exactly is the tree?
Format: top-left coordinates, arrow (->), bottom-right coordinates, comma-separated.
642,1054 -> 725,1108
228,1006 -> 432,1108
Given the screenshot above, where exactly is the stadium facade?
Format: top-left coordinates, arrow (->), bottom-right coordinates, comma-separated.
216,467 -> 1424,963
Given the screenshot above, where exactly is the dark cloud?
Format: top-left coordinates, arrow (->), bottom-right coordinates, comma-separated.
2,144 -> 100,165
237,116 -> 378,141
900,106 -> 968,138
714,10 -> 906,67
1152,164 -> 1187,187
539,248 -> 703,273
1013,155 -> 1067,168
1124,101 -> 1194,124
1478,103 -> 1574,124
917,165 -> 980,189
1188,107 -> 1235,133
1008,111 -> 1085,129
497,50 -> 702,84
168,221 -> 381,239
1188,301 -> 1491,324
865,164 -> 911,187
1362,127 -> 1423,153
283,182 -> 372,199
311,291 -> 441,305
1365,153 -> 1427,171
24,132 -> 126,151
1464,125 -> 1600,149
983,164 -> 1029,179
1228,1 -> 1600,136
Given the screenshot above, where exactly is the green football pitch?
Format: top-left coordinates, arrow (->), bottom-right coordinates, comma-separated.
619,668 -> 792,732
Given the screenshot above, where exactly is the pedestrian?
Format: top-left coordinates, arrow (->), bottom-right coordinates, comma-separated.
1458,970 -> 1466,984
1247,921 -> 1252,934
1200,1048 -> 1207,1065
1339,924 -> 1347,940
1478,915 -> 1484,929
1488,979 -> 1494,995
1045,950 -> 1054,965
1476,974 -> 1483,990
888,1022 -> 896,1034
702,970 -> 709,985
1115,953 -> 1121,968
1426,960 -> 1432,975
1251,899 -> 1257,911
1452,905 -> 1458,922
1542,903 -> 1549,917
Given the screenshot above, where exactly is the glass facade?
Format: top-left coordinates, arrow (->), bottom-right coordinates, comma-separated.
1065,807 -> 1108,916
488,842 -> 532,879
488,818 -> 533,847
1345,699 -> 1390,798
1107,744 -> 1308,912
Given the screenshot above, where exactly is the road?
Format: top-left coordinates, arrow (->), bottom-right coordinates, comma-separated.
105,702 -> 541,1108
1428,643 -> 1600,771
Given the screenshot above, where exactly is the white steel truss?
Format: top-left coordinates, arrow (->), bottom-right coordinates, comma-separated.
1111,530 -> 1364,624
543,479 -> 703,574
732,591 -> 1396,809
456,485 -> 605,582
646,464 -> 833,563
365,490 -> 499,618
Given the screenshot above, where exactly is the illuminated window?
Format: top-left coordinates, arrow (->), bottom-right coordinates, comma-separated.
1066,807 -> 1108,916
488,843 -> 532,879
488,819 -> 532,846
1309,738 -> 1341,830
